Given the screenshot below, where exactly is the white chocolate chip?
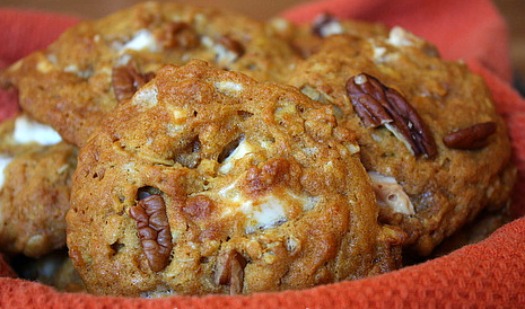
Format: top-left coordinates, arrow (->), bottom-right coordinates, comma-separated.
218,138 -> 253,175
214,81 -> 244,96
217,177 -> 318,234
344,142 -> 360,155
368,171 -> 415,215
0,155 -> 14,189
132,85 -> 158,108
13,115 -> 62,146
318,20 -> 344,37
122,29 -> 160,52
387,26 -> 419,47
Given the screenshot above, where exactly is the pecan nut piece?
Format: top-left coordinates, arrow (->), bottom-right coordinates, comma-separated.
347,73 -> 437,158
158,21 -> 200,49
129,194 -> 173,272
346,73 -> 394,128
215,249 -> 247,295
112,64 -> 155,102
443,122 -> 496,150
384,87 -> 437,158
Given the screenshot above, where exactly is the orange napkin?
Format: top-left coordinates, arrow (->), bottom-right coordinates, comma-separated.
1,1 -> 525,308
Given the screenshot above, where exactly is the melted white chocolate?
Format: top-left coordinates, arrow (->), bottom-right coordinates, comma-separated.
368,171 -> 415,215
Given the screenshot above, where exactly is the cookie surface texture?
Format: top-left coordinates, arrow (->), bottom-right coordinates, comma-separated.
1,2 -> 298,146
0,115 -> 77,257
67,60 -> 403,296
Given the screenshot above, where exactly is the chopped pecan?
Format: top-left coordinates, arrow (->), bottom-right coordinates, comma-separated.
137,186 -> 161,200
129,194 -> 173,272
384,87 -> 437,158
346,74 -> 393,128
443,122 -> 496,150
175,137 -> 201,168
112,64 -> 155,102
158,21 -> 200,49
312,13 -> 343,37
346,73 -> 437,158
215,249 -> 247,294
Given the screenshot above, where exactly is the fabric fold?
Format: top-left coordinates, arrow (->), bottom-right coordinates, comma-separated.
0,0 -> 524,307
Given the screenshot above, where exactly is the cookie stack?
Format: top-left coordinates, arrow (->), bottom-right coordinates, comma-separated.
0,2 -> 515,297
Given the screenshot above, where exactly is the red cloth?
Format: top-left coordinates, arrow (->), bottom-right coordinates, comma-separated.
1,1 -> 524,307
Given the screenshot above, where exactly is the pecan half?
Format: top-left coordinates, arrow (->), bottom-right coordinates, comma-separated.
112,64 -> 155,102
129,194 -> 173,272
346,73 -> 437,158
443,122 -> 496,150
384,87 -> 437,158
346,74 -> 393,128
215,249 -> 247,294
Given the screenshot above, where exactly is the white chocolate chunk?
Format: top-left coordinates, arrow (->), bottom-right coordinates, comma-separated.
214,44 -> 239,65
344,142 -> 360,155
268,17 -> 292,33
217,178 -> 319,233
218,138 -> 254,174
64,64 -> 92,79
122,29 -> 160,52
116,54 -> 133,66
214,81 -> 244,96
368,171 -> 415,215
246,196 -> 287,233
0,155 -> 13,189
132,85 -> 158,108
201,36 -> 239,64
319,20 -> 344,37
13,115 -> 62,146
388,26 -> 418,47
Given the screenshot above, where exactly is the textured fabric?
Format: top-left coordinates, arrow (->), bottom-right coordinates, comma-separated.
1,0 -> 524,307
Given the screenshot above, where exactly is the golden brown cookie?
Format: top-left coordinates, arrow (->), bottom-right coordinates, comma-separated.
1,2 -> 299,147
284,23 -> 516,255
0,114 -> 77,257
67,60 -> 403,296
268,13 -> 388,58
9,249 -> 86,293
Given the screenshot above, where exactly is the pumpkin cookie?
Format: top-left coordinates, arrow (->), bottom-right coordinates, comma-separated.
285,22 -> 516,255
0,114 -> 77,257
67,60 -> 403,296
1,2 -> 299,146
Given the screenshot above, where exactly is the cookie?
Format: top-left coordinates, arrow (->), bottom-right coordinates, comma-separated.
1,2 -> 299,147
67,60 -> 404,296
0,114 -> 63,155
0,114 -> 77,257
9,249 -> 86,293
268,13 -> 388,58
284,23 -> 516,255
